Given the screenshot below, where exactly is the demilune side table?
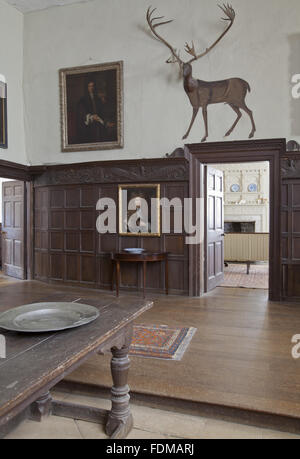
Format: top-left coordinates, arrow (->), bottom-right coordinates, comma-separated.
111,251 -> 169,298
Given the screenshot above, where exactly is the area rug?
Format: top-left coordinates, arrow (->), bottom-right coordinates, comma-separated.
221,263 -> 269,289
130,324 -> 197,361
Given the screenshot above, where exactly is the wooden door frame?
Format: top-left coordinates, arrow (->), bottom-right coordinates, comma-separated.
0,160 -> 34,280
184,139 -> 286,301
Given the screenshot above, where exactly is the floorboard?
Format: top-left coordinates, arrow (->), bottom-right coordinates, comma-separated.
1,277 -> 300,431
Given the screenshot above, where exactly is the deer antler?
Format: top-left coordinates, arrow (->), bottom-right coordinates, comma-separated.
146,6 -> 183,67
185,3 -> 236,63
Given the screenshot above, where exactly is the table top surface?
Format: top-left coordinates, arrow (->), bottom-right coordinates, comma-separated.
0,294 -> 152,420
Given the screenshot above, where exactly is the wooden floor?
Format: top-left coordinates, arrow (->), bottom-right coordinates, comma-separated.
6,391 -> 300,439
1,277 -> 300,432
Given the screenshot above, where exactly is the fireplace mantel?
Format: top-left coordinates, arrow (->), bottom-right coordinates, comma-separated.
224,203 -> 269,233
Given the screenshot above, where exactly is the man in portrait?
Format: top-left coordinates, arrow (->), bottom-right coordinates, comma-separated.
61,62 -> 122,151
76,78 -> 116,144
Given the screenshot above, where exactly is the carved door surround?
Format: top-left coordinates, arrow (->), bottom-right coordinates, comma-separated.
185,139 -> 285,300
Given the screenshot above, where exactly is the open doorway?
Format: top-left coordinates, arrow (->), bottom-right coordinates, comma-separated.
185,139 -> 283,300
0,178 -> 27,280
205,162 -> 269,293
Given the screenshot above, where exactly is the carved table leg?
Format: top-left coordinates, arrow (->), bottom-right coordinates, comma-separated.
165,256 -> 169,295
143,261 -> 147,298
116,260 -> 120,297
247,261 -> 251,275
106,329 -> 133,439
30,391 -> 53,422
111,260 -> 115,291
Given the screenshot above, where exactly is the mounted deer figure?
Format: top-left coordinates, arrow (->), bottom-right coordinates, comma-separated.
146,4 -> 256,142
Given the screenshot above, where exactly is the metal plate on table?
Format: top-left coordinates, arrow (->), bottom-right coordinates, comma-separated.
0,302 -> 100,333
123,248 -> 145,253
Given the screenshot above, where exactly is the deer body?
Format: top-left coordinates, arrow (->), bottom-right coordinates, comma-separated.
146,4 -> 256,142
182,63 -> 255,141
185,77 -> 249,107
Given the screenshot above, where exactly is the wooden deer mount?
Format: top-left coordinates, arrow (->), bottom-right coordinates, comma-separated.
146,4 -> 256,142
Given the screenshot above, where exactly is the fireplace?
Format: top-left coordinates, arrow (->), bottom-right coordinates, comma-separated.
225,222 -> 255,233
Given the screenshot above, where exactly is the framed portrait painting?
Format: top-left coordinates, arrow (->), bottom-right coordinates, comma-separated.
119,184 -> 161,237
0,81 -> 7,149
59,61 -> 123,152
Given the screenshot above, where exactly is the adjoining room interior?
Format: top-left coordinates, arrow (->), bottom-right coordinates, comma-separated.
1,0 -> 300,442
212,161 -> 270,291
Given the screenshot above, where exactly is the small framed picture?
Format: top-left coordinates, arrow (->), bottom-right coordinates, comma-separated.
119,184 -> 161,236
0,81 -> 7,149
59,61 -> 123,152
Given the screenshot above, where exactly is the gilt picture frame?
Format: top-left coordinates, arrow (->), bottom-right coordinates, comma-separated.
119,184 -> 161,237
0,81 -> 7,149
59,61 -> 123,152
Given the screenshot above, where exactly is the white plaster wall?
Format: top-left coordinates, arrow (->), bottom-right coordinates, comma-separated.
0,0 -> 27,164
214,162 -> 269,202
22,0 -> 300,165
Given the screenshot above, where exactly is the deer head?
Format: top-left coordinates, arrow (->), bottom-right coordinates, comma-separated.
146,4 -> 236,72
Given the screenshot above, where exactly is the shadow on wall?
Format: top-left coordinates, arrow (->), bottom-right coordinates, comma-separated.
289,34 -> 300,136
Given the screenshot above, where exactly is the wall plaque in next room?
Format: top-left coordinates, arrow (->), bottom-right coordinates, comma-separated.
248,183 -> 258,192
230,184 -> 240,193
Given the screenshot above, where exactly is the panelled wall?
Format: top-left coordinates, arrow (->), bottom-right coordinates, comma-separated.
32,148 -> 300,300
281,156 -> 300,299
34,158 -> 189,295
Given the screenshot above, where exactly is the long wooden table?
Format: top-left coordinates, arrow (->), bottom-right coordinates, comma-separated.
0,294 -> 152,439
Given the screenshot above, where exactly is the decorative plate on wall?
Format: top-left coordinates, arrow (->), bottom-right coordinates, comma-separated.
248,183 -> 257,192
230,184 -> 240,192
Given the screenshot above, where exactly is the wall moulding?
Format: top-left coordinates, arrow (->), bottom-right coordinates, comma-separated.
32,158 -> 189,187
281,157 -> 300,179
0,160 -> 32,181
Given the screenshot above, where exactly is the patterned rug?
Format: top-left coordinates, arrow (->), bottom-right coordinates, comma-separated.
221,263 -> 269,289
130,324 -> 197,360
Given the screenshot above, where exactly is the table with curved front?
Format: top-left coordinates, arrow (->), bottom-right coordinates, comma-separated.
111,251 -> 169,298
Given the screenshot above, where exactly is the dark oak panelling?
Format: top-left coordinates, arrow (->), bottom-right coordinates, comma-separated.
281,155 -> 300,299
33,147 -> 300,300
34,161 -> 189,294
